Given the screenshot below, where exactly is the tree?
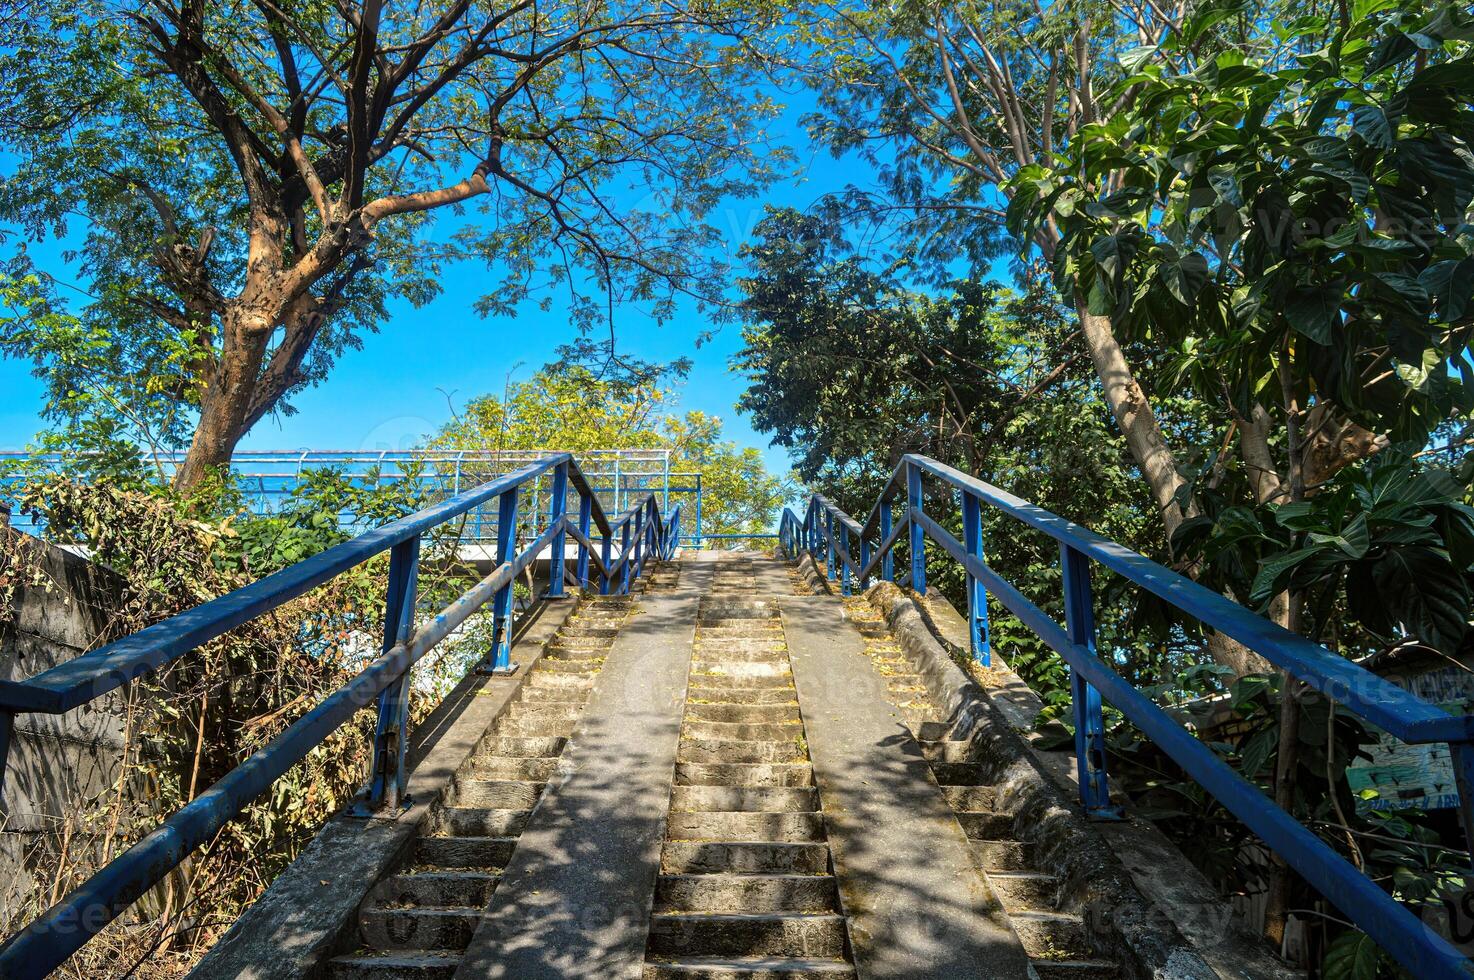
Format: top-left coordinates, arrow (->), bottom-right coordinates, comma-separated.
1012,0 -> 1474,948
0,1 -> 789,487
736,206 -> 1087,489
431,361 -> 790,540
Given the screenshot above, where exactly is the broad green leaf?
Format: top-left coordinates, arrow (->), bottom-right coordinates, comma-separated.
1285,284 -> 1341,343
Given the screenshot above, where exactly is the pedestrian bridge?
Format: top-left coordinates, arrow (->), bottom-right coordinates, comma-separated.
0,454 -> 1469,978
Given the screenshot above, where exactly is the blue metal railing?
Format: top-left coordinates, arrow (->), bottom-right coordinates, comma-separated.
0,452 -> 680,979
780,453 -> 1474,979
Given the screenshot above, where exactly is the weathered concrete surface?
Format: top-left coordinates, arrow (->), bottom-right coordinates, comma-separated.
189,596 -> 579,980
1,527 -> 128,920
455,564 -> 711,979
780,595 -> 1032,979
867,583 -> 1297,980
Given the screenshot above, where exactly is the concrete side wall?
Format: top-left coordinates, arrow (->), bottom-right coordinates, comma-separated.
1,524 -> 127,921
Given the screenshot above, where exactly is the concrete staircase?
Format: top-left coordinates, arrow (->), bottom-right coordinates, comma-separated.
644,558 -> 855,979
326,596 -> 632,978
206,553 -> 1247,979
843,597 -> 1123,979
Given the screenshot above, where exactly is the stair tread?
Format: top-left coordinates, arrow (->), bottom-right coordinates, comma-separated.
649,957 -> 854,970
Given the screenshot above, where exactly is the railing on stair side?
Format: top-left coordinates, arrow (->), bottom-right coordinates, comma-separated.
0,452 -> 680,980
778,452 -> 1474,979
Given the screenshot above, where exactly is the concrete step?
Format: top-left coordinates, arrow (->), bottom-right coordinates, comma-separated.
683,721 -> 805,742
885,679 -> 926,695
988,872 -> 1060,912
647,913 -> 848,959
686,703 -> 801,724
643,957 -> 854,979
527,671 -> 595,689
680,738 -> 805,765
436,806 -> 531,837
477,735 -> 565,758
493,714 -> 577,737
358,907 -> 479,950
327,950 -> 461,979
655,874 -> 840,913
918,740 -> 980,765
559,624 -> 621,638
697,626 -> 785,639
550,634 -> 617,650
928,761 -> 989,786
533,657 -> 603,673
672,786 -> 819,813
667,812 -> 824,843
691,646 -> 790,663
469,755 -> 558,782
955,810 -> 1015,839
693,661 -> 792,678
520,685 -> 591,704
1011,911 -> 1097,960
689,686 -> 798,705
1030,960 -> 1124,979
415,836 -> 516,869
675,762 -> 814,788
971,839 -> 1033,871
661,842 -> 831,875
379,871 -> 499,907
688,674 -> 794,691
452,778 -> 544,809
940,785 -> 998,810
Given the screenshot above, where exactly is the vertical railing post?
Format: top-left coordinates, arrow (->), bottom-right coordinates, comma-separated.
547,462 -> 569,598
633,505 -> 645,582
880,498 -> 895,583
620,520 -> 633,594
694,475 -> 703,548
479,487 -> 521,674
1448,742 -> 1474,863
358,534 -> 420,811
961,491 -> 991,666
576,492 -> 593,590
825,510 -> 837,582
1061,543 -> 1122,820
600,528 -> 613,596
907,462 -> 927,595
860,534 -> 871,589
840,527 -> 852,596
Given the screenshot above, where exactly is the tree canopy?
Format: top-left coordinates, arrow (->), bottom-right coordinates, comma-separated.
0,0 -> 790,486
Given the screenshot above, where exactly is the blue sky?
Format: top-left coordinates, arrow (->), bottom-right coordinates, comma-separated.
0,94 -> 871,480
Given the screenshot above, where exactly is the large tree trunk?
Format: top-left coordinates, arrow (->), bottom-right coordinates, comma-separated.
1075,303 -> 1190,537
174,307 -> 273,491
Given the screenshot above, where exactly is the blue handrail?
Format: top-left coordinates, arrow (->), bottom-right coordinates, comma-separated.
781,453 -> 1474,979
0,452 -> 679,979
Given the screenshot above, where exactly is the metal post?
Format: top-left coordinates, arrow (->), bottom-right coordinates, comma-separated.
840,527 -> 852,596
357,534 -> 420,812
1448,742 -> 1474,864
600,529 -> 613,596
1062,543 -> 1122,820
479,488 -> 521,674
620,520 -> 633,594
694,474 -> 703,548
880,499 -> 895,582
613,456 -> 622,515
633,504 -> 646,581
907,463 -> 927,595
962,491 -> 991,666
547,462 -> 569,598
825,511 -> 837,582
860,536 -> 871,589
576,492 -> 592,590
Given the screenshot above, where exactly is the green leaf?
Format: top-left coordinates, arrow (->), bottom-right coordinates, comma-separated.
1419,257 -> 1474,323
1322,930 -> 1381,980
1351,105 -> 1393,148
1370,546 -> 1470,653
1250,548 -> 1321,603
1285,284 -> 1341,343
1159,251 -> 1209,306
